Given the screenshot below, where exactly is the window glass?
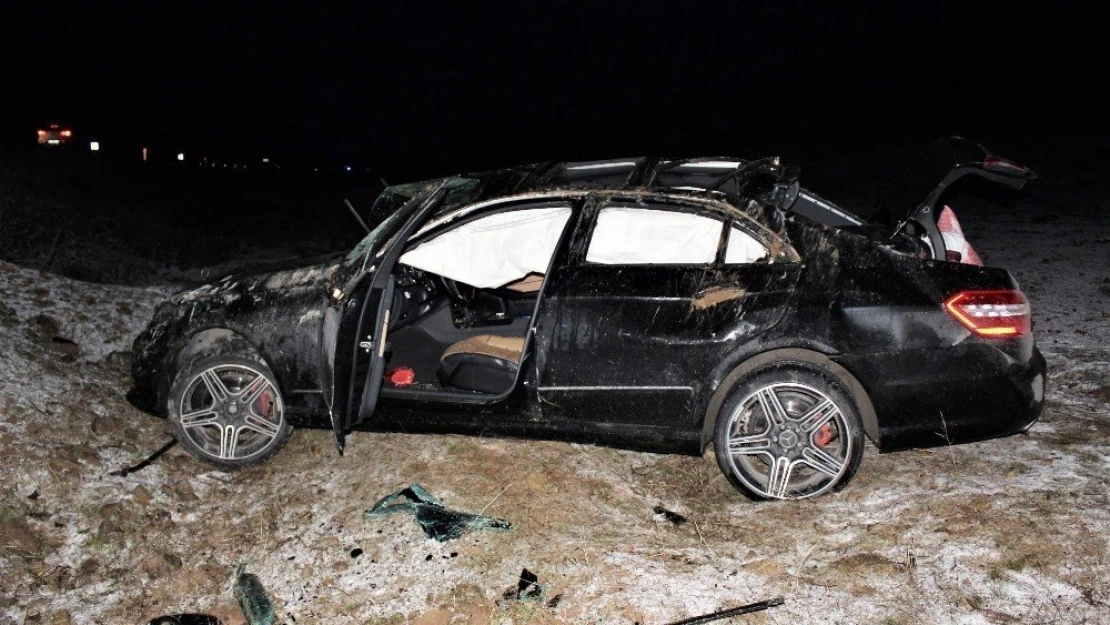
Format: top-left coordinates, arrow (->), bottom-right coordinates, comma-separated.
724,227 -> 769,264
586,206 -> 723,265
399,205 -> 572,288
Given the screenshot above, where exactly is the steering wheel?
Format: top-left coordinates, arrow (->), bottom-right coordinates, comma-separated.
438,275 -> 473,305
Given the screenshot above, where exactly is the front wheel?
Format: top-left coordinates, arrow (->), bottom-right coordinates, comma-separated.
168,354 -> 292,470
713,364 -> 864,500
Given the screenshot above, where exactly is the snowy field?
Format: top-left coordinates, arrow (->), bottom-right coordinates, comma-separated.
1,165 -> 1108,624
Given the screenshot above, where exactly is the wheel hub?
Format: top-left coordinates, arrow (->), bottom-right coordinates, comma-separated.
777,429 -> 799,449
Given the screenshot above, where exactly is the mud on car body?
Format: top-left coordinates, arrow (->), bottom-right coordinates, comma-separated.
130,137 -> 1045,500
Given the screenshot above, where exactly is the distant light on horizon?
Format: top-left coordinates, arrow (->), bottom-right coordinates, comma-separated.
177,152 -> 185,162
89,141 -> 100,151
345,165 -> 352,172
262,157 -> 270,163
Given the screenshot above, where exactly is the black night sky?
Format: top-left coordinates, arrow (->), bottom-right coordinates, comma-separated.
3,1 -> 1107,178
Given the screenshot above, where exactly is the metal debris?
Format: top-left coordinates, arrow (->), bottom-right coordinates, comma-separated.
147,615 -> 221,625
109,439 -> 178,477
664,596 -> 785,625
652,505 -> 688,526
367,483 -> 511,542
502,568 -> 543,601
498,567 -> 561,608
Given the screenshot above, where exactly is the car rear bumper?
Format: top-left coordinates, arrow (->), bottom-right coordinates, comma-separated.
837,344 -> 1046,451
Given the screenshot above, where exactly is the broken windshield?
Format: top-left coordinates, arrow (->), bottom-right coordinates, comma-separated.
343,207 -> 407,267
344,176 -> 484,271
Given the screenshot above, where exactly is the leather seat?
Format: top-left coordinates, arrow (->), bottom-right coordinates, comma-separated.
438,335 -> 525,394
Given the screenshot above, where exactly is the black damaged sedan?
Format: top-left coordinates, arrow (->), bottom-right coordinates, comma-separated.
130,137 -> 1045,500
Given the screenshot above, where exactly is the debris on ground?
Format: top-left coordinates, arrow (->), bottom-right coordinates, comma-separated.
367,483 -> 512,542
234,565 -> 276,625
652,505 -> 688,526
147,615 -> 222,625
664,596 -> 785,625
109,439 -> 178,477
502,568 -> 543,602
499,567 -> 561,608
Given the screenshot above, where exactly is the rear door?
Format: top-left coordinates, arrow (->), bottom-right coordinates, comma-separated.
532,197 -> 801,429
329,182 -> 449,453
879,136 -> 1037,259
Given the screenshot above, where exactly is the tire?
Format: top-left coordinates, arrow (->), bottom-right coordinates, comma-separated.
168,353 -> 292,470
713,363 -> 864,500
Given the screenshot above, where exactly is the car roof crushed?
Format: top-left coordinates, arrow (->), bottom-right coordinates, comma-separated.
373,155 -> 793,218
377,156 -> 803,261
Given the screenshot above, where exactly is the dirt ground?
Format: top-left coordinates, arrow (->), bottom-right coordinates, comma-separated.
2,158 -> 1109,624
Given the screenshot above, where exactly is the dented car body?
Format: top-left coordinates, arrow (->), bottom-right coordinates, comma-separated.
130,137 -> 1045,500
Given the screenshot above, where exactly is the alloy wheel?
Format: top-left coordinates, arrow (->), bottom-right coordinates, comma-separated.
723,381 -> 854,499
176,364 -> 285,462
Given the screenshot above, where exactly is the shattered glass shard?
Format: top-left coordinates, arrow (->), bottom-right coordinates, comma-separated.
366,483 -> 512,542
234,565 -> 276,625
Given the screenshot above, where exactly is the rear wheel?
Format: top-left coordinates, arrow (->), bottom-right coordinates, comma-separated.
713,364 -> 864,500
168,354 -> 292,470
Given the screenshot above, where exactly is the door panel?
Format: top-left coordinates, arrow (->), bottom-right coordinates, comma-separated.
329,182 -> 449,453
534,263 -> 800,428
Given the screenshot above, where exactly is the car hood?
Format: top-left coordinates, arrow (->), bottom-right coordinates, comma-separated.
170,254 -> 341,306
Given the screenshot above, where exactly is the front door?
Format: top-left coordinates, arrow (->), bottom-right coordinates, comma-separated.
329,182 -> 449,453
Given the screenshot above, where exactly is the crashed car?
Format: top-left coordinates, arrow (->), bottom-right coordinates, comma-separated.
130,136 -> 1045,500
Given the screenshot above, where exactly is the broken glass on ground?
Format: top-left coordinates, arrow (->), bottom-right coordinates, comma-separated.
367,483 -> 511,542
234,564 -> 276,625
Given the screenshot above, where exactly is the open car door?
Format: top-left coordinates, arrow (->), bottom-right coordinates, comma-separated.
878,136 -> 1037,260
329,181 -> 449,454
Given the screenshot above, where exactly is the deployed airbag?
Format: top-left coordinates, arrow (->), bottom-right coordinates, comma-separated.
586,206 -> 722,265
400,206 -> 571,288
724,227 -> 769,264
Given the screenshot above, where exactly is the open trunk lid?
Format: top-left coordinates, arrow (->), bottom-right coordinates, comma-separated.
878,136 -> 1037,260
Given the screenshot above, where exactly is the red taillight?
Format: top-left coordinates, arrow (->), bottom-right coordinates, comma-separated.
944,290 -> 1031,337
982,156 -> 1029,175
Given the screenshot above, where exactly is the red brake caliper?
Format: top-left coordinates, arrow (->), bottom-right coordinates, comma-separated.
258,391 -> 272,419
814,424 -> 834,447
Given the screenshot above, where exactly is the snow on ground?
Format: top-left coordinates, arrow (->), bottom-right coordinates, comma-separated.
0,171 -> 1108,625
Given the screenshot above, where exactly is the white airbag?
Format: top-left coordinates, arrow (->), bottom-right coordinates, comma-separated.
399,206 -> 571,288
586,207 -> 722,265
724,227 -> 768,264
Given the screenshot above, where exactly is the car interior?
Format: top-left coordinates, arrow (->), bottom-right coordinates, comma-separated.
375,198 -> 773,401
379,204 -> 574,399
